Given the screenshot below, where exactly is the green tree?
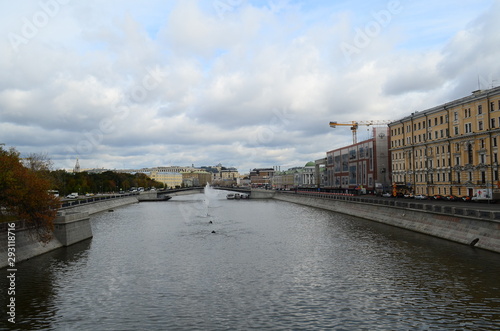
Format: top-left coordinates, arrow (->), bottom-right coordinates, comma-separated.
0,146 -> 60,242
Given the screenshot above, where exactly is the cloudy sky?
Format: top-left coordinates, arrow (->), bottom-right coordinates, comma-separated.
1,0 -> 499,173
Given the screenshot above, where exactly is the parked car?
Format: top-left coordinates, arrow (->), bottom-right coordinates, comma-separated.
66,192 -> 78,199
444,195 -> 459,201
404,193 -> 414,199
432,194 -> 443,200
461,196 -> 472,202
382,192 -> 392,197
414,194 -> 427,200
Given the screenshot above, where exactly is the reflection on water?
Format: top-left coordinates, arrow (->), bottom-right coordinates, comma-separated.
1,191 -> 500,330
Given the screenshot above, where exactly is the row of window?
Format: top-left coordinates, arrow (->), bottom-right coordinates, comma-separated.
394,137 -> 499,161
391,101 -> 500,137
394,169 -> 499,185
392,118 -> 500,148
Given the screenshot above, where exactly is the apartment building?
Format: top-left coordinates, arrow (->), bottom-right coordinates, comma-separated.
389,86 -> 500,198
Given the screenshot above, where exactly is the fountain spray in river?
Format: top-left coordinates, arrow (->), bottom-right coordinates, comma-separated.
177,184 -> 220,224
203,183 -> 218,216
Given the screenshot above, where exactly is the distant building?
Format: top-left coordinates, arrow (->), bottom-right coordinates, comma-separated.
325,127 -> 391,194
272,169 -> 297,190
150,170 -> 183,188
250,168 -> 275,187
182,170 -> 212,187
211,167 -> 240,187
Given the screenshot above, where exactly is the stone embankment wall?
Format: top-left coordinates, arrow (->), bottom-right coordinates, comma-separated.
0,196 -> 138,269
274,192 -> 500,254
0,212 -> 92,269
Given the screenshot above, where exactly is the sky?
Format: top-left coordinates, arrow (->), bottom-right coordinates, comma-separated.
1,0 -> 499,173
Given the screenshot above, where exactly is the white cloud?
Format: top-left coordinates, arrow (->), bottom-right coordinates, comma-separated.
0,0 -> 498,173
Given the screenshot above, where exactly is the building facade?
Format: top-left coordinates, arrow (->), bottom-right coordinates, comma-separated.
389,86 -> 500,198
250,168 -> 275,187
325,127 -> 391,194
149,170 -> 183,188
181,171 -> 212,187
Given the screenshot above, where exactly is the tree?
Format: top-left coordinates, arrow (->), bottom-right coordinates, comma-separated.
0,146 -> 59,243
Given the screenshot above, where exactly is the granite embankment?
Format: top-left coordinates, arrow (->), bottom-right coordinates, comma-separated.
270,190 -> 500,254
0,195 -> 138,269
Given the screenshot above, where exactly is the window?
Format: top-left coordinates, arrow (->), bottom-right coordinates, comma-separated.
481,139 -> 485,149
480,154 -> 485,163
491,102 -> 495,112
435,131 -> 438,139
478,105 -> 483,114
455,156 -> 460,166
494,137 -> 497,147
478,121 -> 483,131
465,123 -> 472,133
467,144 -> 473,164
492,118 -> 496,128
454,112 -> 458,121
440,116 -> 443,124
455,143 -> 460,151
440,129 -> 444,138
454,126 -> 459,135
435,118 -> 438,126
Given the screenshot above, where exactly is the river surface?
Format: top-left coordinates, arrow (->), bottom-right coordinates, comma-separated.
2,188 -> 500,330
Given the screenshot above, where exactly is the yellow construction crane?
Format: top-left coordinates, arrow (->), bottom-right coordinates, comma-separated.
329,120 -> 392,144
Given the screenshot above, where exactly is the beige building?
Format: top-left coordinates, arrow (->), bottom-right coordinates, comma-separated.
389,86 -> 500,198
182,171 -> 212,187
149,170 -> 183,188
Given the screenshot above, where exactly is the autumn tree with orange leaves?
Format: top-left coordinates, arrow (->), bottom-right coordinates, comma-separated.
0,145 -> 60,243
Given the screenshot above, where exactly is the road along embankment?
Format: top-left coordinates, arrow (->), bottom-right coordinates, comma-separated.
0,196 -> 139,269
274,192 -> 500,254
60,195 -> 138,215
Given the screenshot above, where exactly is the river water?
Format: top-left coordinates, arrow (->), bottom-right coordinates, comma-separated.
2,188 -> 500,330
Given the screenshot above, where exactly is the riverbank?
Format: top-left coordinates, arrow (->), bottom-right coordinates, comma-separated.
272,191 -> 500,254
0,196 -> 139,269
